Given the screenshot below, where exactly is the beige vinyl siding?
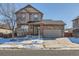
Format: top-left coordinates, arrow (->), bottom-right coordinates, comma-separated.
44,25 -> 64,30
0,29 -> 12,34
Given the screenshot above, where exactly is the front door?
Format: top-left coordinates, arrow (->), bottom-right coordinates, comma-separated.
33,26 -> 40,35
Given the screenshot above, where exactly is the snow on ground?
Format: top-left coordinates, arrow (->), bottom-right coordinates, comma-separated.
0,37 -> 79,50
56,38 -> 79,48
0,44 -> 17,48
19,37 -> 79,49
19,40 -> 32,45
36,37 -> 79,49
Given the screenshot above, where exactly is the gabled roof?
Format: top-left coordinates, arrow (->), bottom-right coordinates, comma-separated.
15,4 -> 43,15
42,20 -> 65,25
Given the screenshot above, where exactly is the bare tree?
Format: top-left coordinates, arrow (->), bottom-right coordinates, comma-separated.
0,3 -> 16,38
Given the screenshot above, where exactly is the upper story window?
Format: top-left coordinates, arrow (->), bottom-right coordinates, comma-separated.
31,14 -> 40,21
16,13 -> 25,20
34,14 -> 38,18
22,14 -> 26,18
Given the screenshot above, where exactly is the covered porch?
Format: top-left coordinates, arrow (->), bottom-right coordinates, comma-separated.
28,21 -> 44,36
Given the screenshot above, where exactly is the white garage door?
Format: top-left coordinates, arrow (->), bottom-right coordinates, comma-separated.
43,30 -> 62,37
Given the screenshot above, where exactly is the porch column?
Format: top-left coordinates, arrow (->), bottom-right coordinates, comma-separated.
28,24 -> 33,35
40,21 -> 44,37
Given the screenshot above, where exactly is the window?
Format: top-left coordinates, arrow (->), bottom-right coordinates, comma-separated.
31,14 -> 39,21
34,14 -> 38,18
22,14 -> 25,18
34,14 -> 39,20
21,13 -> 26,19
21,25 -> 28,32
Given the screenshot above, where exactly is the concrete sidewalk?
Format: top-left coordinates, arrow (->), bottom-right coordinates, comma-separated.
0,49 -> 79,56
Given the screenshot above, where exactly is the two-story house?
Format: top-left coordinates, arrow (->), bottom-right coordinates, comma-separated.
16,5 -> 65,38
73,16 -> 79,37
16,5 -> 43,36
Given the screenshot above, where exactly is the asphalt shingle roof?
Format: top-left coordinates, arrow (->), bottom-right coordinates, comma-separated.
29,20 -> 65,25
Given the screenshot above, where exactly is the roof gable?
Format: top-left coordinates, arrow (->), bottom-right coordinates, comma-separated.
15,5 -> 43,15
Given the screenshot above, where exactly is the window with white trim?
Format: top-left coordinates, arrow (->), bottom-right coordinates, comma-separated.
21,25 -> 28,32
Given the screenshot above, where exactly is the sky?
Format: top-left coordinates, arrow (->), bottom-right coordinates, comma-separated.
15,3 -> 79,29
1,3 -> 79,29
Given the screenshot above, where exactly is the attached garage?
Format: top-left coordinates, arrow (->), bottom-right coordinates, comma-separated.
28,20 -> 65,38
41,20 -> 65,38
43,29 -> 63,37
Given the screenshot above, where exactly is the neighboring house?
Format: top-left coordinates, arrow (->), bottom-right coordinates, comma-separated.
0,23 -> 12,34
64,28 -> 73,37
16,5 -> 65,38
73,16 -> 79,37
0,23 -> 12,37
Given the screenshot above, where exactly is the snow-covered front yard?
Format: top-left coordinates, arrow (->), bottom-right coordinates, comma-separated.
0,37 -> 79,50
